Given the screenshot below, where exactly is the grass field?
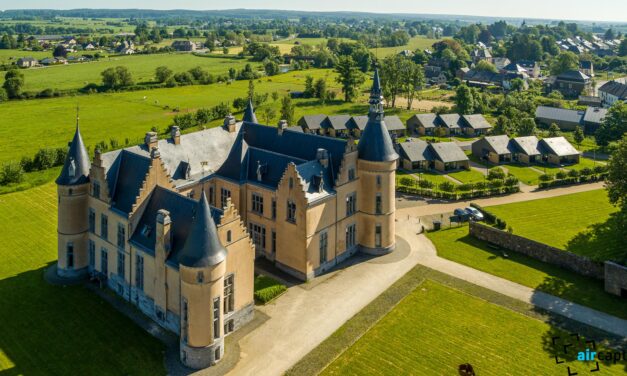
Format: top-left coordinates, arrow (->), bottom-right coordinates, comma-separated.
499,164 -> 543,185
0,53 -> 256,92
427,226 -> 627,320
0,183 -> 165,375
321,279 -> 625,375
486,189 -> 621,261
447,168 -> 486,184
368,35 -> 442,57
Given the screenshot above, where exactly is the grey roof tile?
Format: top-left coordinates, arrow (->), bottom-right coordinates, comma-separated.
56,125 -> 91,186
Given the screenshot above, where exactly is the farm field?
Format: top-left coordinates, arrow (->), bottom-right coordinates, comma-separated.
0,183 -> 165,375
321,279 -> 625,375
0,53 -> 256,92
426,226 -> 627,319
0,68 -> 378,165
486,189 -> 621,260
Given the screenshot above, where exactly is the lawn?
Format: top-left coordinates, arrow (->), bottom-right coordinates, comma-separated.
368,35 -> 442,57
0,68 -> 401,166
0,53 -> 256,92
500,164 -> 542,185
0,183 -> 165,375
321,280 -> 625,376
397,170 -> 457,189
486,189 -> 621,261
446,168 -> 486,184
426,226 -> 627,320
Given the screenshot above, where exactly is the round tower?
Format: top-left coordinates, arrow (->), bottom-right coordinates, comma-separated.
356,67 -> 399,255
178,192 -> 228,369
56,122 -> 91,279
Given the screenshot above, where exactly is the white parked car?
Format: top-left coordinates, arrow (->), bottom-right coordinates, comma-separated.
465,207 -> 484,221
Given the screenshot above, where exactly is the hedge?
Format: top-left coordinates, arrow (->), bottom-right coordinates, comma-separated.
254,275 -> 287,304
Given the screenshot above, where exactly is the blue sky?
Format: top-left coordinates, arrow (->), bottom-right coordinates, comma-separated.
3,1 -> 627,23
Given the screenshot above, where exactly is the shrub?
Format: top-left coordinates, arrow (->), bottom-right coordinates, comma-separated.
0,162 -> 24,185
488,179 -> 504,189
555,171 -> 567,180
567,169 -> 579,178
539,174 -> 554,182
399,177 -> 414,187
504,176 -> 519,187
418,179 -> 434,189
253,275 -> 287,304
20,156 -> 34,172
173,72 -> 194,85
580,167 -> 593,176
474,181 -> 487,190
487,168 -> 505,180
593,165 -> 607,174
32,148 -> 56,170
438,181 -> 456,192
195,108 -> 212,125
457,182 -> 474,192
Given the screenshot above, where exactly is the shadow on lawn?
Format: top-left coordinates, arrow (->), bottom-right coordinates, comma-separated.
0,263 -> 164,375
565,212 -> 626,265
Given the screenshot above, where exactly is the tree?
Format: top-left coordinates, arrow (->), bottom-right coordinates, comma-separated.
155,66 -> 173,83
492,116 -> 511,135
0,162 -> 23,185
314,78 -> 327,100
3,69 -> 24,99
264,60 -> 279,76
604,28 -> 615,40
455,84 -> 475,114
101,66 -> 133,89
380,54 -> 405,107
304,75 -> 315,98
619,39 -> 627,57
280,96 -> 295,125
271,91 -> 279,102
517,117 -> 536,136
548,123 -> 561,137
510,78 -> 525,93
262,107 -> 277,124
596,102 -> 627,147
334,56 -> 365,102
222,47 -> 229,55
605,135 -> 627,236
53,44 -> 67,58
247,80 -> 255,100
573,126 -> 585,149
475,60 -> 498,73
550,52 -> 579,75
401,61 -> 424,110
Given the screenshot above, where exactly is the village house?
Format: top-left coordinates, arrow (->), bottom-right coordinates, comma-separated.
297,114 -> 405,139
535,105 -> 606,134
429,142 -> 470,171
517,60 -> 540,78
510,136 -> 542,164
398,139 -> 432,170
540,136 -> 580,164
398,139 -> 468,172
470,48 -> 493,64
55,69 -> 399,370
407,113 -> 492,137
460,114 -> 493,136
172,40 -> 197,52
471,135 -> 514,164
544,70 -> 592,98
407,113 -> 441,136
16,57 -> 38,68
579,60 -> 594,77
437,114 -> 464,136
425,65 -> 448,85
598,80 -> 627,107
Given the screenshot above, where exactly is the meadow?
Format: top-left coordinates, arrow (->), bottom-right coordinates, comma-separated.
427,225 -> 627,319
0,183 -> 165,375
486,189 -> 621,260
368,35 -> 442,57
320,280 -> 625,375
0,53 -> 257,92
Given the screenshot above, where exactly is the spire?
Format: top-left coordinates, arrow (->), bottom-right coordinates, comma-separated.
243,98 -> 258,123
357,66 -> 399,163
56,119 -> 91,186
178,191 -> 227,268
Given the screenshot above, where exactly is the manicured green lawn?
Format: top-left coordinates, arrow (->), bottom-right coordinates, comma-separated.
0,183 -> 166,375
321,280 -> 625,376
426,226 -> 627,320
446,168 -> 486,184
0,53 -> 256,92
566,157 -> 605,171
486,189 -> 621,261
500,164 -> 542,185
0,167 -> 61,195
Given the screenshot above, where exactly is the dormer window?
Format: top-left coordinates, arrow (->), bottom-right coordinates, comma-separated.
197,271 -> 204,283
140,224 -> 152,237
68,158 -> 76,177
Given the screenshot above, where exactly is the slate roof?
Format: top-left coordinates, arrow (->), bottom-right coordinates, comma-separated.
56,125 -> 91,186
502,63 -> 527,73
556,70 -> 589,82
178,192 -> 227,268
349,116 -> 368,131
246,147 -> 306,189
129,186 -> 222,267
599,81 -> 627,99
243,99 -> 258,123
299,114 -> 326,130
579,61 -> 593,69
540,137 -> 579,157
517,60 -> 538,69
430,142 -> 468,163
324,115 -> 351,130
535,106 -> 584,124
438,114 -> 463,129
481,135 -> 513,155
412,113 -> 439,128
462,114 -> 492,130
104,150 -> 152,214
583,107 -> 608,125
511,136 -> 541,156
296,160 -> 335,202
398,140 -> 431,162
384,115 -> 406,131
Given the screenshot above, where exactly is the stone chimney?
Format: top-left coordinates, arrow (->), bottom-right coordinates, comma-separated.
277,119 -> 288,135
171,126 -> 181,145
224,114 -> 236,133
151,146 -> 161,159
316,148 -> 329,168
145,131 -> 158,149
93,148 -> 103,168
156,209 -> 172,257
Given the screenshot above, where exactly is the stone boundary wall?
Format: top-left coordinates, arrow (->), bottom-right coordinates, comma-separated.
469,222 -> 605,279
604,261 -> 627,297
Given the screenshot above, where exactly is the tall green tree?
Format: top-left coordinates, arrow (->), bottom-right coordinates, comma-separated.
247,80 -> 255,100
596,102 -> 627,147
548,123 -> 561,137
605,135 -> 627,233
155,66 -> 173,83
401,61 -> 424,110
550,52 -> 579,75
573,126 -> 585,149
280,95 -> 295,125
334,56 -> 365,102
3,69 -> 24,99
517,118 -> 537,136
379,54 -> 405,107
455,84 -> 475,114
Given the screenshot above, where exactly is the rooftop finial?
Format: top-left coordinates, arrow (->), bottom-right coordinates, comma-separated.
368,64 -> 384,118
75,104 -> 80,129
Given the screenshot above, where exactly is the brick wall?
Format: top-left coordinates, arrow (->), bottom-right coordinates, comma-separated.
469,222 -> 604,279
604,261 -> 627,297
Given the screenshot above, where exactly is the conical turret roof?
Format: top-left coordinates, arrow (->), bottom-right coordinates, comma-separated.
243,99 -> 258,123
56,124 -> 91,186
178,191 -> 227,268
357,67 -> 399,162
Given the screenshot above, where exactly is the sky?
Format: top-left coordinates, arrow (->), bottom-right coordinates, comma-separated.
3,0 -> 627,23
